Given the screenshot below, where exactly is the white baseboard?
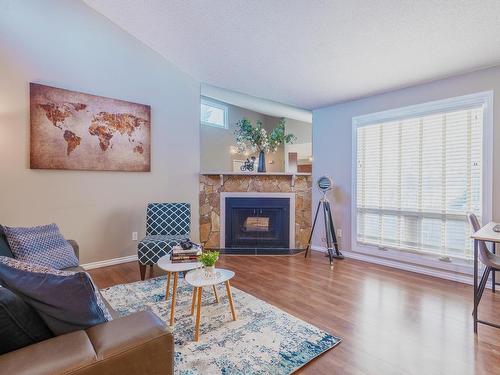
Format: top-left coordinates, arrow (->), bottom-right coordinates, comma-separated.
81,255 -> 138,270
310,245 -> 477,286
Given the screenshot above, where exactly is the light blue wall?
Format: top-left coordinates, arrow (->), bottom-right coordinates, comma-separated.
312,66 -> 500,255
0,0 -> 200,263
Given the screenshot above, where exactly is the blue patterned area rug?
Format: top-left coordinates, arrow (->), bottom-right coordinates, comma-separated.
100,276 -> 340,374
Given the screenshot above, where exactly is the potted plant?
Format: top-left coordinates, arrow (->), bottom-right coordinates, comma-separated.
234,118 -> 296,172
198,250 -> 219,276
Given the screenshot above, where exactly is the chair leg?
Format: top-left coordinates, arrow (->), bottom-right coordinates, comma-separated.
478,267 -> 491,303
473,267 -> 491,317
139,262 -> 147,281
149,265 -> 154,279
475,267 -> 490,299
492,269 -> 496,293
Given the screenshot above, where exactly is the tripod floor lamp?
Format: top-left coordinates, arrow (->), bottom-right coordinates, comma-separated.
304,176 -> 344,268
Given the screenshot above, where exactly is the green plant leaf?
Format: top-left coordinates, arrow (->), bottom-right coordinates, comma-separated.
234,117 -> 296,154
198,250 -> 220,266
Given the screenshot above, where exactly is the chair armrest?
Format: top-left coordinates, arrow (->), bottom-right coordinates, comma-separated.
67,239 -> 79,260
80,310 -> 174,375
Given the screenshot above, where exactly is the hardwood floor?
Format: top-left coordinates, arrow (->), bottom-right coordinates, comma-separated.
88,251 -> 500,375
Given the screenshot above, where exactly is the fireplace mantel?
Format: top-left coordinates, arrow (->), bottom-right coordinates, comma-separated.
200,172 -> 311,176
200,171 -> 311,188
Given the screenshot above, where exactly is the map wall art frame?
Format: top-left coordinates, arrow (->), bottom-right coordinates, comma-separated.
30,83 -> 151,172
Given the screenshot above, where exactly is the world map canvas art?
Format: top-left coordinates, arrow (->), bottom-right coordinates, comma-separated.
30,83 -> 151,171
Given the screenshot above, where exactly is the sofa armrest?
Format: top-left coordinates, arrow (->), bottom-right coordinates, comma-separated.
0,311 -> 173,375
67,239 -> 79,260
80,310 -> 173,375
0,330 -> 97,375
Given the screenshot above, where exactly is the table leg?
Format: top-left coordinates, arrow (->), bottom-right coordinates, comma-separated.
493,243 -> 496,293
473,239 -> 478,333
191,287 -> 197,315
225,280 -> 237,321
169,273 -> 178,326
194,287 -> 203,341
213,284 -> 219,303
165,272 -> 171,301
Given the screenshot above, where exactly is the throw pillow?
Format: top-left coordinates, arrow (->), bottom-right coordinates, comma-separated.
0,256 -> 112,336
0,226 -> 13,258
0,286 -> 53,354
3,223 -> 78,269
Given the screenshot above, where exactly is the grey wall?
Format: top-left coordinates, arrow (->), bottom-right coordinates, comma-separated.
286,119 -> 312,144
0,0 -> 200,264
312,65 -> 500,253
284,118 -> 312,167
200,98 -> 285,172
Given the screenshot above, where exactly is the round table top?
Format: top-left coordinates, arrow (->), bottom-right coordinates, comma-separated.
157,255 -> 202,273
185,268 -> 235,287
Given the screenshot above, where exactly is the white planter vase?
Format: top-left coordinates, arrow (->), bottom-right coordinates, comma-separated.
204,265 -> 215,277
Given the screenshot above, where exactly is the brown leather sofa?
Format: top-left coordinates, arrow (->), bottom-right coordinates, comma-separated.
0,235 -> 174,374
0,310 -> 174,375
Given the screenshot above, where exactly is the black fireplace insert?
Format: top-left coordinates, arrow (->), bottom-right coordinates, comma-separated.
224,197 -> 290,250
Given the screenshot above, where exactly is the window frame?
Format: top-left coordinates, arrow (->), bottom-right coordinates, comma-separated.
350,91 -> 493,271
200,98 -> 229,129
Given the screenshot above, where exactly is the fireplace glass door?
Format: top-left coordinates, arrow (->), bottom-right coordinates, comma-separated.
225,197 -> 290,248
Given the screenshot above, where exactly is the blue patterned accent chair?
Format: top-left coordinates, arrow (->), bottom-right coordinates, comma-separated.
138,203 -> 190,280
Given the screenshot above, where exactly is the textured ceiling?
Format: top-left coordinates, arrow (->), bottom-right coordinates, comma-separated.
84,0 -> 500,109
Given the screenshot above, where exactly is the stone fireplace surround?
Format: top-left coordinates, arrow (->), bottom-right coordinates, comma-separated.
199,173 -> 312,250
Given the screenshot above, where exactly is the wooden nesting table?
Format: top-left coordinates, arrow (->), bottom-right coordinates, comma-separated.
185,268 -> 237,341
157,255 -> 202,326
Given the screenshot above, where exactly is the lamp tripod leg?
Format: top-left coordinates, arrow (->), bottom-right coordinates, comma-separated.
322,202 -> 334,269
305,200 -> 322,258
323,201 -> 344,260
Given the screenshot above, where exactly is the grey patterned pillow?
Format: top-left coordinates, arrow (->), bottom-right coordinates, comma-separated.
0,256 -> 112,336
3,224 -> 78,269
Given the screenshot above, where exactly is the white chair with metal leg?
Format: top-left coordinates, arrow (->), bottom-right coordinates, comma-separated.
468,213 -> 500,333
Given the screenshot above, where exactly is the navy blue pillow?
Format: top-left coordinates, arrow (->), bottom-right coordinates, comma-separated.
0,286 -> 53,354
0,257 -> 112,336
0,226 -> 14,258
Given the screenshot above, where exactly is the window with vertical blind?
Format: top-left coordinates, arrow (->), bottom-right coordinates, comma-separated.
353,93 -> 491,261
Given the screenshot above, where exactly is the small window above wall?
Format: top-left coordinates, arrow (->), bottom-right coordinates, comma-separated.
201,98 -> 228,129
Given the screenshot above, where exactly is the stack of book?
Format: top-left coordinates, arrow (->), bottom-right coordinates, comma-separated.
171,245 -> 202,263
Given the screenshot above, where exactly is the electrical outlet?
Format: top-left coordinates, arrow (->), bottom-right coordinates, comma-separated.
337,229 -> 342,238
132,232 -> 138,241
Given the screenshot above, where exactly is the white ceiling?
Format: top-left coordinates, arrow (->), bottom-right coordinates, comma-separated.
84,0 -> 500,110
